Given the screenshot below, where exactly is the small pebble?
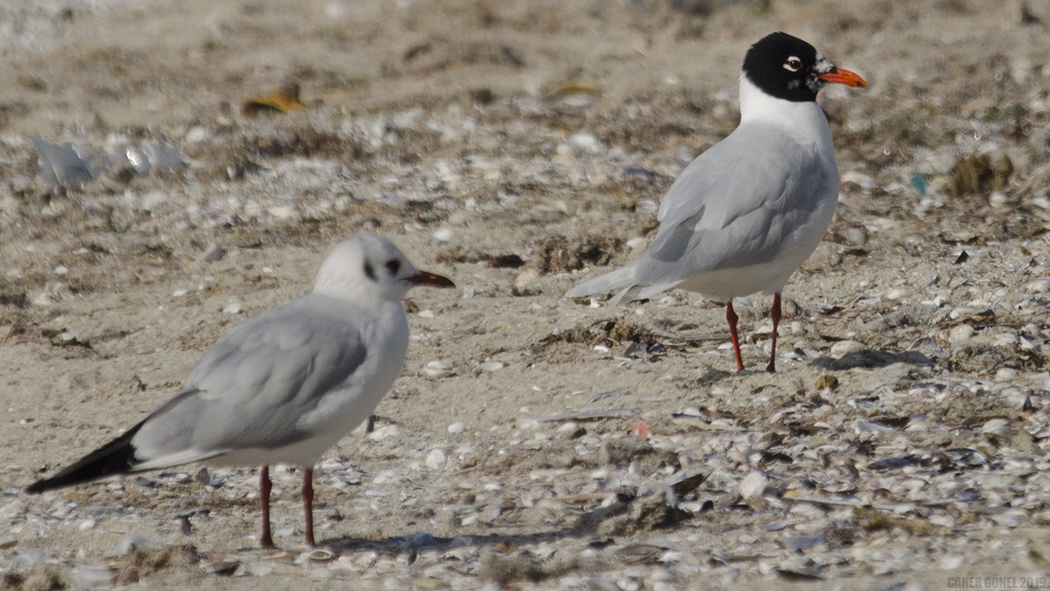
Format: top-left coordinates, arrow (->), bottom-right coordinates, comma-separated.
268,205 -> 297,220
308,548 -> 335,561
815,375 -> 839,390
841,226 -> 868,246
949,307 -> 981,320
626,237 -> 648,250
994,333 -> 1018,346
516,418 -> 540,430
202,244 -> 226,263
829,340 -> 864,357
981,418 -> 1010,437
556,421 -> 579,434
841,170 -> 876,189
995,368 -> 1017,381
447,422 -> 466,434
423,360 -> 454,378
367,424 -> 406,441
184,126 -> 210,143
425,448 -> 447,469
569,132 -> 601,152
738,472 -> 767,500
353,551 -> 378,567
514,268 -> 539,288
948,325 -> 974,345
1025,278 -> 1050,293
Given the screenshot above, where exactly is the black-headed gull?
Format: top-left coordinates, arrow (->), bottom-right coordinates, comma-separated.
567,32 -> 866,373
27,234 -> 454,549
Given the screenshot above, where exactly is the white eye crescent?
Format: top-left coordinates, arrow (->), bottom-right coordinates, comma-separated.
784,57 -> 802,72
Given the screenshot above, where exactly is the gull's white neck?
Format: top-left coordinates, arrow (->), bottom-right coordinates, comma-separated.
738,74 -> 831,143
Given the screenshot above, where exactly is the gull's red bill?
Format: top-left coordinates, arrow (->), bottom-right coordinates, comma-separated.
818,68 -> 867,89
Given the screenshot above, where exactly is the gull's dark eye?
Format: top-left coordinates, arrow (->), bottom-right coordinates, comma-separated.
384,258 -> 401,275
784,56 -> 802,72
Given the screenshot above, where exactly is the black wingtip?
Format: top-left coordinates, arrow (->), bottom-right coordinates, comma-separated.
25,423 -> 144,494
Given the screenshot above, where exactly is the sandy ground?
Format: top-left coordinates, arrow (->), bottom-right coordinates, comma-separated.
2,0 -> 1050,589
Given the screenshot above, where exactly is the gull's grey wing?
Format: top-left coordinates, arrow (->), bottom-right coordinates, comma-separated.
132,294 -> 368,462
640,125 -> 835,283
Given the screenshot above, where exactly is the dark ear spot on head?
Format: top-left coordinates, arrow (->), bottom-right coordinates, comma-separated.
384,258 -> 401,275
363,261 -> 377,281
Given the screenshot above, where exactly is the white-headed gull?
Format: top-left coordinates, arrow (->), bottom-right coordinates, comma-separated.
27,234 -> 455,549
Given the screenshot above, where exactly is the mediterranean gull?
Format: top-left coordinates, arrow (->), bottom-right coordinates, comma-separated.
566,32 -> 867,372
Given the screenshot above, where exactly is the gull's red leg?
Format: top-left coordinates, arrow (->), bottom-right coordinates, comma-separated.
727,301 -> 744,372
766,292 -> 781,373
302,468 -> 315,547
260,466 -> 276,549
